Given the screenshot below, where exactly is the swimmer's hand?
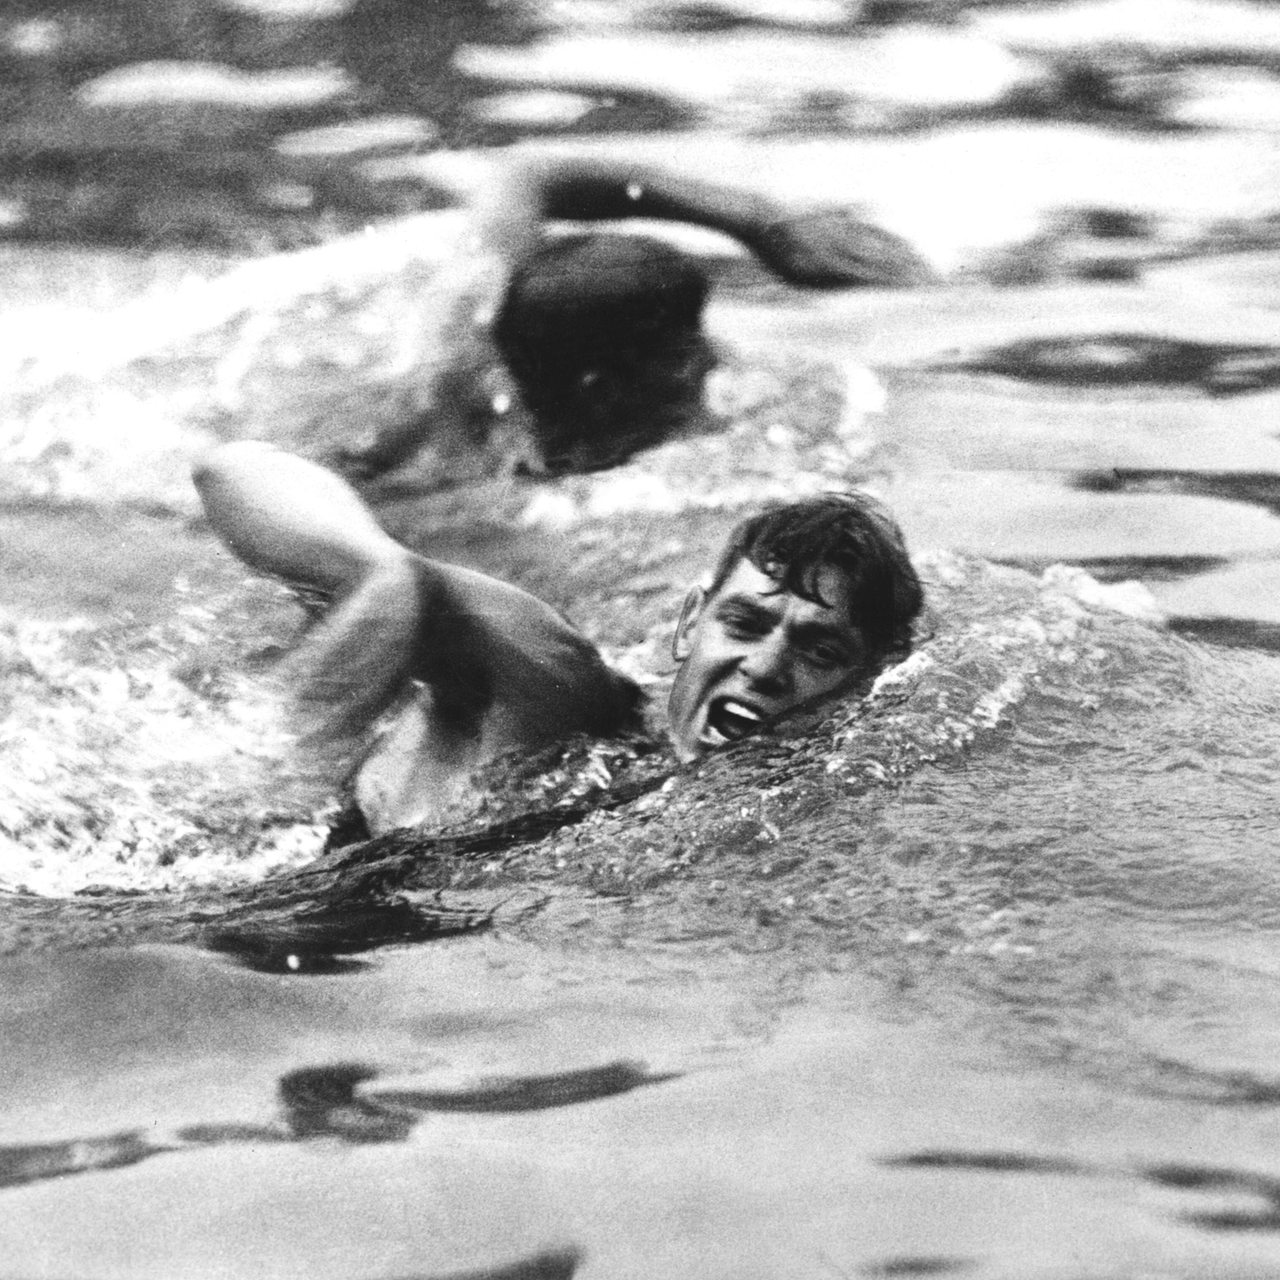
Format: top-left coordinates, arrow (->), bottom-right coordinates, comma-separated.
753,207 -> 936,288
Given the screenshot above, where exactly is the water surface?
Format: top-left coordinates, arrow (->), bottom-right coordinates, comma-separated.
7,2 -> 1280,1277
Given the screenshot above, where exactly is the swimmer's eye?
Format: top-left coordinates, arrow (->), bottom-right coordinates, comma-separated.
800,641 -> 853,671
716,606 -> 771,640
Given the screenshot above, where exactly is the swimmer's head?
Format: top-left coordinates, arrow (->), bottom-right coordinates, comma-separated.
495,233 -> 713,472
667,492 -> 923,761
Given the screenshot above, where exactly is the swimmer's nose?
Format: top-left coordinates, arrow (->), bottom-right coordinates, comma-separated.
740,633 -> 793,695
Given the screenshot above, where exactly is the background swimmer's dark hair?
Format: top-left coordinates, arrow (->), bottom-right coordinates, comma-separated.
708,492 -> 925,670
495,233 -> 713,472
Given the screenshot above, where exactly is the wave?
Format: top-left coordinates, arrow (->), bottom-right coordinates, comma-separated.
0,547 -> 1196,906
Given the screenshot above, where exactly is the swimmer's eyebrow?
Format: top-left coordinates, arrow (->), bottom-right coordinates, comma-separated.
714,597 -> 856,643
714,595 -> 780,622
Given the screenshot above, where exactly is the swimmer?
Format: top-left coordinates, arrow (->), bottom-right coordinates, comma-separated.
326,151 -> 933,476
193,443 -> 924,835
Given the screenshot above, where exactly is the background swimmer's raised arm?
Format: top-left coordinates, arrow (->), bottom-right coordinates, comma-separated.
420,149 -> 934,288
498,153 -> 936,287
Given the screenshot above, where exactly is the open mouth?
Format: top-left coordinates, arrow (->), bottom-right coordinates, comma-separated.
701,697 -> 766,747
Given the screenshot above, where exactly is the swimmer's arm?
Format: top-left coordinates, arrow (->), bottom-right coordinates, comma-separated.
192,443 -> 605,744
418,152 -> 761,267
513,154 -> 935,287
193,443 -> 436,740
528,157 -> 774,243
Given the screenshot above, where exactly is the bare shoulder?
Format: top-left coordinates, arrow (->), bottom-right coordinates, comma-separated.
413,555 -> 605,689
423,557 -> 639,739
429,559 -> 578,637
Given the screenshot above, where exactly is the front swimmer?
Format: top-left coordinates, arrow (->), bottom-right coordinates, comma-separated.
194,444 -> 924,834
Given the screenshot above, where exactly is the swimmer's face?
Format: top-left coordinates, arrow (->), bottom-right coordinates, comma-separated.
667,558 -> 869,762
531,330 -> 714,471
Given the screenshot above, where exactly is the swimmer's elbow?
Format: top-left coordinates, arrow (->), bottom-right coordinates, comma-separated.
189,445 -> 223,496
191,440 -> 281,492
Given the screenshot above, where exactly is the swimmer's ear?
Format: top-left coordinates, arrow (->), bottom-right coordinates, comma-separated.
672,586 -> 706,663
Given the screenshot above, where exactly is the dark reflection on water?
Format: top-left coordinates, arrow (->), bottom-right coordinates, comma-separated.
883,1151 -> 1086,1175
1171,616 -> 1280,653
412,1249 -> 583,1280
1078,468 -> 1280,520
936,334 -> 1280,396
373,1059 -> 680,1114
1122,1052 -> 1280,1108
276,1063 -> 414,1142
202,897 -> 489,974
0,1058 -> 676,1190
884,1148 -> 1280,1236
0,1127 -> 166,1189
192,764 -> 675,972
858,1259 -> 976,1278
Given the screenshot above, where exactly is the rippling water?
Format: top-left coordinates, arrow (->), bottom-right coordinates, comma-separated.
8,545 -> 1280,1277
8,2 -> 1280,1276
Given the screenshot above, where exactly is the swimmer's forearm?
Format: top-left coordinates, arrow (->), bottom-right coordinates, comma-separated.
192,442 -> 409,595
522,156 -> 777,244
194,443 -> 439,743
511,153 -> 931,287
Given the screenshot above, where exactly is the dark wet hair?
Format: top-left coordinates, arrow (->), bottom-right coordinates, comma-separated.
709,492 -> 924,669
495,233 -> 712,471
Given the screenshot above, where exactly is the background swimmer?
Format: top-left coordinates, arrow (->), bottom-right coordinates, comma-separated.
335,150 -> 934,478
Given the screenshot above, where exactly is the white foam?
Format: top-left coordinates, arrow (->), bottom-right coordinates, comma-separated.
0,615 -> 334,895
